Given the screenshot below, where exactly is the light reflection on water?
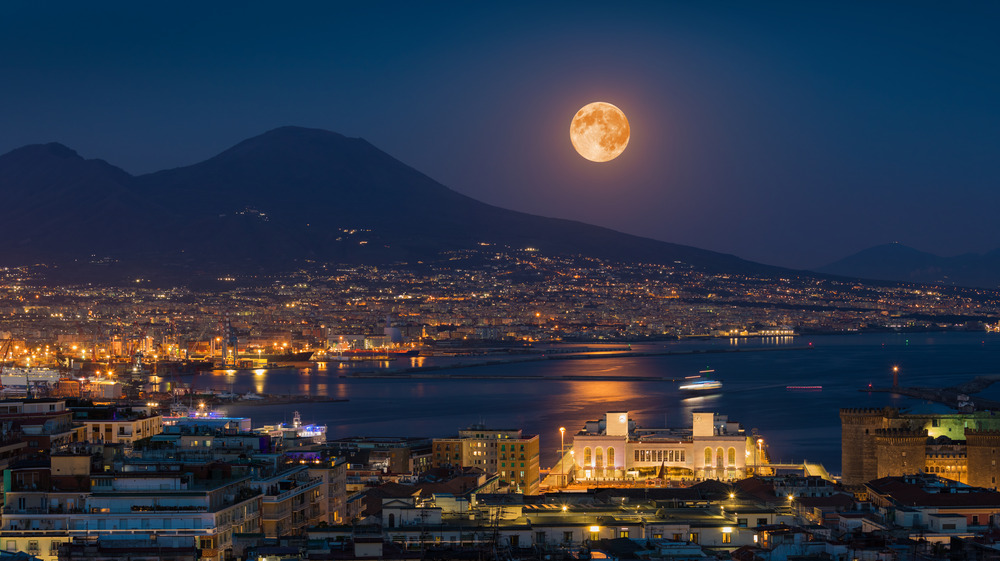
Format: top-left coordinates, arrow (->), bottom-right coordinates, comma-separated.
184,333 -> 1000,474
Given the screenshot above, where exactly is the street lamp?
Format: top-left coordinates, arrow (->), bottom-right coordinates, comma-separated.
756,438 -> 764,475
559,427 -> 566,487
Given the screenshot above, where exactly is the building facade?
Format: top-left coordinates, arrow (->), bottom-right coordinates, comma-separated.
840,407 -> 1000,488
431,427 -> 540,494
569,411 -> 753,483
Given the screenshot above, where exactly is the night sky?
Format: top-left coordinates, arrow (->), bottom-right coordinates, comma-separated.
2,2 -> 998,269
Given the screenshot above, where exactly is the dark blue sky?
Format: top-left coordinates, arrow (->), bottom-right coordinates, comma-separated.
2,2 -> 998,269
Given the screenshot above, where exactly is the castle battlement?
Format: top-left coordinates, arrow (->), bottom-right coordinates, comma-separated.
965,429 -> 1000,435
843,407 -> 1000,489
840,408 -> 886,415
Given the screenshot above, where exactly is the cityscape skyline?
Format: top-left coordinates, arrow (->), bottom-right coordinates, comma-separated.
7,4 -> 1000,561
2,2 -> 999,269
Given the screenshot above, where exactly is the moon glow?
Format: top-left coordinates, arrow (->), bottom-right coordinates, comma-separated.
569,101 -> 630,162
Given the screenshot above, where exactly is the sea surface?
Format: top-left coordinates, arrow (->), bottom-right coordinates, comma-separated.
179,332 -> 1000,475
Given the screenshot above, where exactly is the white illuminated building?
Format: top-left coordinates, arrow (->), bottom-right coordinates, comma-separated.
569,411 -> 753,482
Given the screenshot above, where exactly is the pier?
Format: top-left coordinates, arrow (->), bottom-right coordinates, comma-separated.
865,374 -> 1000,411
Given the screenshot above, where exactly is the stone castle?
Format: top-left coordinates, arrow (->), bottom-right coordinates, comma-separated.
841,407 -> 1000,488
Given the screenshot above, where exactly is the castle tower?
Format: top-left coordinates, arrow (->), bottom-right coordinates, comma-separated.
841,408 -> 897,486
965,430 -> 1000,490
874,428 -> 928,479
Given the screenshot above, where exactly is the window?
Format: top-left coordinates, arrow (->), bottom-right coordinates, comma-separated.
590,529 -> 599,542
973,515 -> 980,525
689,533 -> 699,544
722,533 -> 732,544
705,448 -> 713,466
620,529 -> 629,538
652,533 -> 662,539
728,447 -> 736,466
634,450 -> 640,461
607,447 -> 615,467
672,534 -> 682,541
943,523 -> 956,530
584,447 -> 592,466
536,532 -> 546,544
757,518 -> 768,527
563,531 -> 573,543
738,518 -> 747,528
595,447 -> 603,468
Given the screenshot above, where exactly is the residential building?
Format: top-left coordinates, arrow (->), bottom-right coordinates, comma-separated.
432,426 -> 540,494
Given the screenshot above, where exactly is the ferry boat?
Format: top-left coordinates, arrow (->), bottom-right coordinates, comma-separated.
678,369 -> 723,392
259,411 -> 327,444
679,379 -> 723,392
0,366 -> 62,387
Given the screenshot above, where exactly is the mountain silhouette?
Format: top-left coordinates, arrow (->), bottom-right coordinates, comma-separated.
818,242 -> 1000,288
1,126 -> 781,284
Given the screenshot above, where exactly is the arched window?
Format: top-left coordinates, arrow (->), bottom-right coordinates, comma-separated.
607,447 -> 615,467
584,447 -> 592,466
716,448 -> 724,469
704,447 -> 713,466
595,447 -> 604,468
728,447 -> 737,466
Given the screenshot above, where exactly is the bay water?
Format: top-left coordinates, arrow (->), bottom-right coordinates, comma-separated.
183,332 -> 1000,475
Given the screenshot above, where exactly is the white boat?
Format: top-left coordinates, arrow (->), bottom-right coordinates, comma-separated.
1,367 -> 62,387
679,369 -> 722,392
259,411 -> 327,444
679,379 -> 723,392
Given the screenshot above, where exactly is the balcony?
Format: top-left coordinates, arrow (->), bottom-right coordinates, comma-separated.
2,506 -> 56,515
131,505 -> 208,512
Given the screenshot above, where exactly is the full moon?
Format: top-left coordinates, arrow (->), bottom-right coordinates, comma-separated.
569,101 -> 630,162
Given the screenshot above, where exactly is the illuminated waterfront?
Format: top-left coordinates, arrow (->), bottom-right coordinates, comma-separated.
187,332 -> 1000,473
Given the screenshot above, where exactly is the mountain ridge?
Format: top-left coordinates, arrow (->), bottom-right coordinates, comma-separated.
818,243 -> 1000,288
0,126 -> 786,284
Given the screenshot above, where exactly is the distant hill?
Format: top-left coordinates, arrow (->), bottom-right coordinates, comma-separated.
817,243 -> 1000,288
0,126 -> 784,284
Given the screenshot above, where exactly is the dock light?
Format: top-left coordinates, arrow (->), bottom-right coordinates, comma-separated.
562,505 -> 567,512
589,526 -> 600,533
729,492 -> 735,499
